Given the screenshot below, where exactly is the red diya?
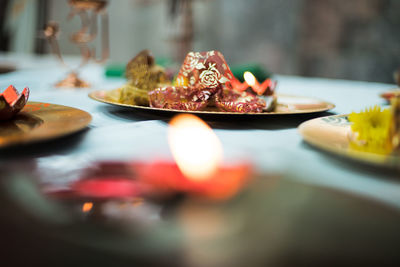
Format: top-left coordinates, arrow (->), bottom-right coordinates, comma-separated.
225,72 -> 278,112
227,78 -> 249,92
66,160 -> 251,201
244,71 -> 276,95
228,71 -> 277,96
61,114 -> 252,201
135,113 -> 252,200
134,160 -> 251,200
0,85 -> 29,120
65,161 -> 143,199
73,177 -> 141,199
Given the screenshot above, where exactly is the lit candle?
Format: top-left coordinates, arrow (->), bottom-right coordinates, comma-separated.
56,115 -> 252,201
244,71 -> 275,96
168,114 -> 223,181
82,202 -> 94,213
136,114 -> 252,199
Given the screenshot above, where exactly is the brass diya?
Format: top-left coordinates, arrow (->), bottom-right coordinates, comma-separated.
44,0 -> 109,88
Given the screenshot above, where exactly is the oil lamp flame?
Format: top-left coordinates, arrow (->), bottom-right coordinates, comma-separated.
244,71 -> 256,87
82,202 -> 93,213
168,114 -> 223,181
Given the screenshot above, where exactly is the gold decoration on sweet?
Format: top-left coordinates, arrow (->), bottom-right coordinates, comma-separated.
175,76 -> 189,87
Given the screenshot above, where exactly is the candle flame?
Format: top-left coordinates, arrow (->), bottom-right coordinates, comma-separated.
82,202 -> 93,213
168,114 -> 223,181
244,71 -> 256,87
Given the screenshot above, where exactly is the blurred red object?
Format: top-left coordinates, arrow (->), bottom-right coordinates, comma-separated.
73,178 -> 141,199
49,159 -> 252,201
134,160 -> 252,200
227,78 -> 249,92
381,90 -> 400,102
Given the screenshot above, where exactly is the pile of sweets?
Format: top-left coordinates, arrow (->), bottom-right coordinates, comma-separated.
149,50 -> 277,113
107,50 -> 170,106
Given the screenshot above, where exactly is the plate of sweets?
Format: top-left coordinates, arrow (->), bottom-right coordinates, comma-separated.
0,85 -> 92,148
299,96 -> 400,169
90,50 -> 334,116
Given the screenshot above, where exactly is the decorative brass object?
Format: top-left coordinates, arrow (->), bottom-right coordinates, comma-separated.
167,0 -> 194,63
44,0 -> 109,88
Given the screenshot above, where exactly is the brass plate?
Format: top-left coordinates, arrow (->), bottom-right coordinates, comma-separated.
89,90 -> 335,116
0,102 -> 92,148
298,114 -> 400,169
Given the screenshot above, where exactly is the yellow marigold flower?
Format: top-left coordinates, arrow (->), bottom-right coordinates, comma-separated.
348,105 -> 392,154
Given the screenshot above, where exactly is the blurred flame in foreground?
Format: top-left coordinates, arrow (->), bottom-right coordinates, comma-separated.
168,114 -> 223,181
82,202 -> 93,213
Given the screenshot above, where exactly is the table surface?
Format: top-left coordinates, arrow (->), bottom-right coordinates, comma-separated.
1,53 -> 399,209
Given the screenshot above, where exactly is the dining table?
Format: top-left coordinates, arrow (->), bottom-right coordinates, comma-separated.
1,52 -> 400,266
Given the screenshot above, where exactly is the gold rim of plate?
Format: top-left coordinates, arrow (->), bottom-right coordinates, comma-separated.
89,89 -> 335,116
0,102 -> 92,148
298,114 -> 400,170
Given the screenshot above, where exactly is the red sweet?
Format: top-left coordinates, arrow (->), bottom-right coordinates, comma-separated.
148,86 -> 209,111
0,85 -> 30,120
176,50 -> 234,95
214,89 -> 266,113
